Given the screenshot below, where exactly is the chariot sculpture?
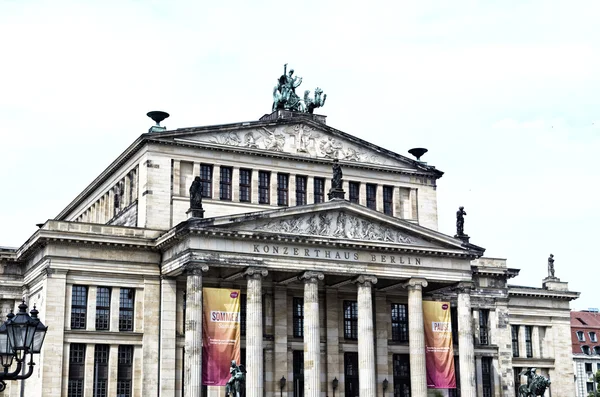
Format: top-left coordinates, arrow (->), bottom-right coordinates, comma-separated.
272,64 -> 326,114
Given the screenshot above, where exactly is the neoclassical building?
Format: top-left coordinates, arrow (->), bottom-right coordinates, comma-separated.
0,109 -> 579,397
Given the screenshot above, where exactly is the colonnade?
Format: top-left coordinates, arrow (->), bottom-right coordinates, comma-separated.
182,266 -> 475,397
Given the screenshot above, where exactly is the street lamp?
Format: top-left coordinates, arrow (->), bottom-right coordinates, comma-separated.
382,378 -> 389,396
332,377 -> 339,397
279,376 -> 286,397
0,301 -> 48,392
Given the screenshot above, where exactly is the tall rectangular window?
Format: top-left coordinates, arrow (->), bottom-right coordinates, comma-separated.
393,354 -> 411,397
511,325 -> 520,357
94,345 -> 109,397
349,182 -> 360,204
296,176 -> 307,206
525,326 -> 533,358
240,294 -> 247,336
391,303 -> 409,342
314,177 -> 325,204
293,297 -> 304,338
71,285 -> 88,329
117,345 -> 133,397
277,173 -> 289,206
482,357 -> 493,397
239,169 -> 251,202
344,301 -> 358,340
479,309 -> 489,345
119,288 -> 135,332
96,287 -> 111,330
68,343 -> 86,397
366,184 -> 377,210
451,307 -> 459,345
293,350 -> 304,397
220,167 -> 232,200
383,186 -> 394,215
259,171 -> 270,204
200,164 -> 213,198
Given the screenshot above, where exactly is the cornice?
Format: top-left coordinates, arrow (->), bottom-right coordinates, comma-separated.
508,285 -> 580,301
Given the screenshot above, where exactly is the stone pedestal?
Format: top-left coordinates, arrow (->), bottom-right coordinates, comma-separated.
404,278 -> 428,397
245,268 -> 268,397
355,275 -> 378,397
300,271 -> 324,397
184,265 -> 208,397
186,208 -> 205,219
457,283 -> 476,397
328,188 -> 345,200
542,277 -> 569,291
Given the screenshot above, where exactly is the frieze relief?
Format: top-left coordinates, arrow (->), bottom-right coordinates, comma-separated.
186,124 -> 405,166
251,210 -> 426,245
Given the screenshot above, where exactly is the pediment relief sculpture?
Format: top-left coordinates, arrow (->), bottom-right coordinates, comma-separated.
249,210 -> 426,245
182,124 -> 408,167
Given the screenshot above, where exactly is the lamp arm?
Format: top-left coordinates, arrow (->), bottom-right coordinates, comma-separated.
0,360 -> 24,380
14,361 -> 35,380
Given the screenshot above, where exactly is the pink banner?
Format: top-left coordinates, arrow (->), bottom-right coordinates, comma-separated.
202,288 -> 241,386
423,301 -> 456,389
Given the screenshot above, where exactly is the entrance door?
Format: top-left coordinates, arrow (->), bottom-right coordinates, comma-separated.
392,354 -> 411,397
293,350 -> 304,397
344,352 -> 359,397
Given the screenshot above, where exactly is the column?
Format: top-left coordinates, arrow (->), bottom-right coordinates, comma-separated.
161,277 -> 178,397
245,267 -> 268,397
355,275 -> 378,397
375,292 -> 390,396
184,265 -> 208,397
273,287 -> 288,397
404,278 -> 428,397
300,271 -> 324,397
325,289 -> 340,397
457,283 -> 476,397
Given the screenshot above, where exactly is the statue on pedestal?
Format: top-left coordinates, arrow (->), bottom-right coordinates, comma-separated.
328,159 -> 345,200
187,176 -> 205,218
518,368 -> 551,396
225,360 -> 246,397
456,206 -> 467,236
547,254 -> 555,278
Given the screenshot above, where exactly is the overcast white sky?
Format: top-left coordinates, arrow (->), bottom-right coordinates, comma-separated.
1,0 -> 598,309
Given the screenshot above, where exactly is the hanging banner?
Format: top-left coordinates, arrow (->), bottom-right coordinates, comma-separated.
423,301 -> 456,389
202,288 -> 241,385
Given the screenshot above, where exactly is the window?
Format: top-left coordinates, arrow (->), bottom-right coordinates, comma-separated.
314,177 -> 325,204
582,345 -> 591,355
96,287 -> 111,330
293,297 -> 304,338
71,285 -> 88,329
293,350 -> 304,397
200,164 -> 213,198
119,288 -> 135,332
239,169 -> 251,202
343,301 -> 358,340
296,175 -> 307,206
577,331 -> 586,342
68,343 -> 86,397
479,309 -> 490,345
595,346 -> 600,355
524,326 -> 533,357
511,325 -> 520,357
277,173 -> 289,206
220,167 -> 232,200
393,354 -> 411,397
482,357 -> 493,397
94,345 -> 109,397
585,363 -> 593,373
391,303 -> 409,342
240,294 -> 247,336
451,307 -> 459,345
366,183 -> 377,210
349,182 -> 360,204
117,345 -> 133,397
590,332 -> 597,342
258,171 -> 270,204
383,186 -> 393,215
588,382 -> 595,392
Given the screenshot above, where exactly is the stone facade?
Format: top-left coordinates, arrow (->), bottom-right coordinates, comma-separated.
0,112 -> 578,397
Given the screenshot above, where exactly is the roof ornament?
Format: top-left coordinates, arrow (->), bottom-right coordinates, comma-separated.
147,111 -> 170,133
408,148 -> 428,163
548,254 -> 556,278
272,64 -> 326,114
454,206 -> 470,243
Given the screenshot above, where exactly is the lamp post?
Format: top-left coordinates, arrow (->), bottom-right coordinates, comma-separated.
332,377 -> 339,397
382,378 -> 389,397
279,376 -> 286,397
0,301 -> 48,392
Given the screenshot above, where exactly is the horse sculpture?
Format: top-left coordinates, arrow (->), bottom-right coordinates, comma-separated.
304,87 -> 327,114
518,368 -> 551,397
225,361 -> 246,397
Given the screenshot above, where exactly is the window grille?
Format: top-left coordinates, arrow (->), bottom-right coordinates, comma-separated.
366,184 -> 377,210
391,303 -> 409,342
511,325 -> 520,357
343,301 -> 358,339
259,171 -> 270,204
96,287 -> 111,330
68,343 -> 86,397
94,345 -> 109,397
293,297 -> 304,338
479,309 -> 489,345
296,176 -> 307,206
220,167 -> 232,200
239,169 -> 251,202
349,182 -> 360,204
314,178 -> 325,203
383,186 -> 393,215
117,345 -> 133,397
119,288 -> 134,332
277,174 -> 289,206
71,286 -> 87,329
200,164 -> 213,198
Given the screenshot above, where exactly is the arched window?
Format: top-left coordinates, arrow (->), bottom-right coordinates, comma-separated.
582,345 -> 591,355
594,346 -> 600,355
577,331 -> 586,342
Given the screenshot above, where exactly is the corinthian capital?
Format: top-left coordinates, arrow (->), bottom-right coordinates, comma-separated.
402,277 -> 428,290
354,275 -> 378,286
244,267 -> 268,279
298,271 -> 325,283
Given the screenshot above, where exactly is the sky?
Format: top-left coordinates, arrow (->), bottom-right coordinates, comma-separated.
1,0 -> 598,310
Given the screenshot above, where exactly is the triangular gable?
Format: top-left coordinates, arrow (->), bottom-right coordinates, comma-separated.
192,201 -> 481,254
152,119 -> 433,171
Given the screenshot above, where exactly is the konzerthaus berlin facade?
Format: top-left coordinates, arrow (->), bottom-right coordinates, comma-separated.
0,110 -> 579,397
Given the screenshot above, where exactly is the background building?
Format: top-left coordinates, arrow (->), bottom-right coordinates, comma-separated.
0,109 -> 579,397
572,310 -> 600,396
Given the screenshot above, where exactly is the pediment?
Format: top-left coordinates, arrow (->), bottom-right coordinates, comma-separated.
162,120 -> 422,169
194,201 -> 477,253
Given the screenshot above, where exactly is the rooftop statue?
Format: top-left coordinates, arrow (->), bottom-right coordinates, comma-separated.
189,176 -> 203,209
272,64 -> 326,113
547,254 -> 555,278
456,206 -> 467,236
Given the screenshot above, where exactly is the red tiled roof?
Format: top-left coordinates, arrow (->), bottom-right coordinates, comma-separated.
571,311 -> 600,354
